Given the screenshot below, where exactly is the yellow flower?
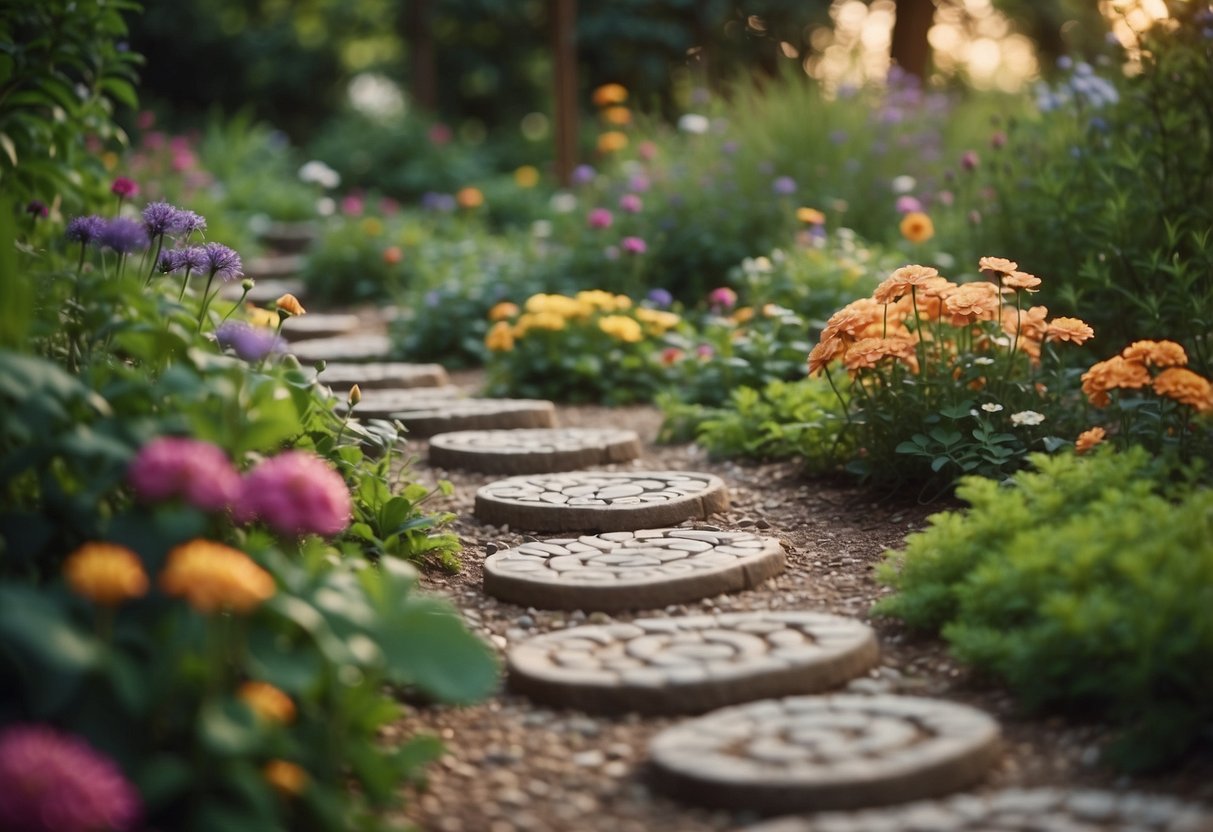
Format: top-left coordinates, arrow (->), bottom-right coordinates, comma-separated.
360,217 -> 383,237
238,681 -> 296,724
159,539 -> 275,615
603,106 -> 632,125
1153,367 -> 1213,412
524,293 -> 587,319
592,83 -> 628,107
488,301 -> 520,322
635,307 -> 680,334
63,542 -> 149,607
275,293 -> 306,317
796,207 -> 825,225
596,131 -> 629,154
485,320 -> 516,352
264,760 -> 308,797
1075,426 -> 1107,455
598,315 -> 643,343
514,312 -> 566,336
245,304 -> 279,328
899,211 -> 934,244
514,166 -> 540,188
455,187 -> 484,209
730,306 -> 755,325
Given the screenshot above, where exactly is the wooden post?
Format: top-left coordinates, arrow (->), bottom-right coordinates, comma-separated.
889,0 -> 935,79
551,0 -> 577,187
407,0 -> 437,112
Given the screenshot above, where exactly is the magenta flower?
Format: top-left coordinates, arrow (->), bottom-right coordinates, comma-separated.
895,195 -> 923,214
128,436 -> 242,512
26,200 -> 49,219
0,724 -> 142,832
628,173 -> 651,192
621,236 -> 647,255
708,286 -> 737,310
341,194 -> 364,216
587,208 -> 613,229
961,150 -> 980,171
110,177 -> 139,199
618,193 -> 643,213
238,451 -> 352,537
637,140 -> 658,161
428,123 -> 453,146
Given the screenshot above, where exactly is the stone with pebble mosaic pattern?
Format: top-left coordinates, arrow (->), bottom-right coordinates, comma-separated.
429,428 -> 642,474
649,694 -> 1001,814
508,612 -> 878,715
484,528 -> 785,611
475,471 -> 728,532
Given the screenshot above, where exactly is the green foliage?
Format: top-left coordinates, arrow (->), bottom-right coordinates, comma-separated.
876,448 -> 1213,769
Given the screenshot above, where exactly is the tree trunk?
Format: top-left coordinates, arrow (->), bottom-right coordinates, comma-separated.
406,0 -> 437,112
889,0 -> 935,79
551,0 -> 578,187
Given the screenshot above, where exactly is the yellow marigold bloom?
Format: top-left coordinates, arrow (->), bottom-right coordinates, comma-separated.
275,293 -> 306,317
575,290 -> 619,311
843,336 -> 919,375
598,315 -> 643,343
485,320 -> 516,352
264,760 -> 308,797
1001,271 -> 1041,292
943,282 -> 1001,325
807,336 -> 846,376
1075,426 -> 1107,455
796,207 -> 825,225
635,308 -> 680,334
596,131 -> 629,154
1153,367 -> 1213,412
1122,339 -> 1188,368
899,211 -> 934,244
603,106 -> 632,125
246,304 -> 279,328
64,542 -> 149,607
488,301 -> 520,322
159,539 -> 275,615
978,256 -> 1018,276
1044,317 -> 1094,345
514,311 -> 566,335
525,293 -> 587,319
455,187 -> 484,209
238,681 -> 296,724
360,217 -> 383,237
592,83 -> 628,107
873,264 -> 940,304
731,306 -> 755,325
514,165 -> 540,188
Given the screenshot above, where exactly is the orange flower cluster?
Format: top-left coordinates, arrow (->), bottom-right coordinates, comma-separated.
238,681 -> 297,724
159,539 -> 276,615
1081,340 -> 1211,411
63,542 -> 149,607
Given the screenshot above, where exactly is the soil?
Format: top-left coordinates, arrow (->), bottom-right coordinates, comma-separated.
383,371 -> 1213,832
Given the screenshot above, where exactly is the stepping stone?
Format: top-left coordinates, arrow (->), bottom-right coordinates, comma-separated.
507,611 -> 878,715
392,398 -> 558,438
243,253 -> 305,281
220,277 -> 305,305
280,312 -> 362,341
333,386 -> 465,419
744,788 -> 1213,831
484,528 -> 785,611
475,471 -> 728,532
649,694 -> 1001,814
429,428 -> 641,475
288,333 -> 393,364
314,361 -> 449,391
259,221 -> 319,253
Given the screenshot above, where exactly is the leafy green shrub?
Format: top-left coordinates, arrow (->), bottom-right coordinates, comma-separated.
876,448 -> 1213,770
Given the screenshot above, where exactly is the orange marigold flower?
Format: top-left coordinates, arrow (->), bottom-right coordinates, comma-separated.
1121,339 -> 1188,368
1001,270 -> 1041,292
899,211 -> 934,244
485,321 -> 515,352
1081,356 -> 1151,407
1044,317 -> 1094,345
873,264 -> 940,304
455,187 -> 484,209
603,106 -> 632,125
274,293 -> 306,317
796,207 -> 825,225
822,298 -> 883,342
238,681 -> 296,724
63,542 -> 149,607
1153,367 -> 1213,412
591,83 -> 628,107
1001,305 -> 1049,341
807,336 -> 846,376
159,539 -> 275,615
596,131 -> 629,154
1074,426 -> 1107,455
978,256 -> 1018,276
731,306 -> 755,325
264,760 -> 308,797
842,336 -> 919,375
943,282 -> 1001,325
488,301 -> 520,322
382,246 -> 403,265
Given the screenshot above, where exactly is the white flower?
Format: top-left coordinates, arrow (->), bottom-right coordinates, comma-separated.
347,72 -> 405,120
972,357 -> 996,366
531,219 -> 552,239
678,113 -> 710,135
891,175 -> 917,194
549,192 -> 578,214
315,197 -> 336,217
1011,410 -> 1045,426
299,160 -> 341,189
980,403 -> 1004,413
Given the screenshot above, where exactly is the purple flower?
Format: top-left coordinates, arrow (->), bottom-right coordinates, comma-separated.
587,208 -> 613,229
98,218 -> 149,254
156,249 -> 183,273
420,191 -> 456,213
65,215 -> 106,245
721,141 -> 739,155
26,200 -> 48,218
0,724 -> 142,832
128,436 -> 242,511
646,288 -> 673,308
179,245 -> 209,273
960,150 -> 980,171
142,201 -> 183,237
620,236 -> 647,255
895,195 -> 923,214
571,164 -> 596,186
772,176 -> 797,196
237,451 -> 352,537
203,242 -> 243,281
628,173 -> 651,192
175,209 -> 207,236
619,193 -> 643,213
215,321 -> 283,362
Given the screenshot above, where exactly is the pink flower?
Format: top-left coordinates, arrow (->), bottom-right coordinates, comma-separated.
587,208 -> 614,229
238,451 -> 352,537
341,194 -> 364,216
428,123 -> 453,145
128,437 -> 241,512
619,193 -> 643,213
637,140 -> 658,161
707,286 -> 737,310
895,195 -> 922,214
961,150 -> 980,171
696,344 -> 715,359
628,173 -> 651,192
110,177 -> 139,199
136,110 -> 156,130
621,236 -> 647,254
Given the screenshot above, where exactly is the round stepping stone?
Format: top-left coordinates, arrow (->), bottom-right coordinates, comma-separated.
281,312 -> 361,341
243,253 -> 305,281
429,428 -> 641,475
316,361 -> 449,391
507,612 -> 878,714
335,386 -> 465,419
484,528 -> 785,611
649,694 -> 1001,814
220,277 -> 305,304
288,333 -> 393,364
258,221 -> 319,253
745,788 -> 1213,832
475,471 -> 728,532
392,399 -> 558,438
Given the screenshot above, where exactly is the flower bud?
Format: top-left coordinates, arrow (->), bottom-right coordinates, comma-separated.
348,384 -> 362,406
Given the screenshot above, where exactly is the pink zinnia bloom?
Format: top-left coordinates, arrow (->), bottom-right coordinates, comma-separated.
621,236 -> 647,254
128,437 -> 241,512
239,451 -> 352,537
587,208 -> 613,229
637,140 -> 658,161
341,194 -> 364,216
895,195 -> 922,214
619,193 -> 643,213
110,177 -> 139,198
696,344 -> 715,359
0,724 -> 142,832
708,286 -> 737,310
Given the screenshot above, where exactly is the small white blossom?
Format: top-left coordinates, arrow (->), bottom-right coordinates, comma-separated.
550,192 -> 578,214
980,403 -> 1004,413
1011,410 -> 1045,426
972,357 -> 996,366
299,160 -> 341,189
531,219 -> 552,239
891,175 -> 917,194
678,113 -> 710,134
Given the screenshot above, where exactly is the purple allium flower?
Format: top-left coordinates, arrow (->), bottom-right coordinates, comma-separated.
236,450 -> 352,537
772,176 -> 796,196
960,150 -> 980,171
571,164 -> 596,186
142,201 -> 182,237
895,195 -> 923,214
708,286 -> 737,310
175,209 -> 207,236
179,245 -> 209,273
587,208 -> 613,229
128,436 -> 242,511
98,217 -> 149,254
619,193 -> 643,213
646,288 -> 673,308
420,191 -> 456,213
620,236 -> 647,255
203,242 -> 243,281
65,215 -> 106,245
215,321 -> 283,362
156,249 -> 183,273
0,724 -> 142,832
110,177 -> 139,199
26,200 -> 48,218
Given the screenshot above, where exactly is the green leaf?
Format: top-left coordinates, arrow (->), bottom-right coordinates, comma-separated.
198,698 -> 262,757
